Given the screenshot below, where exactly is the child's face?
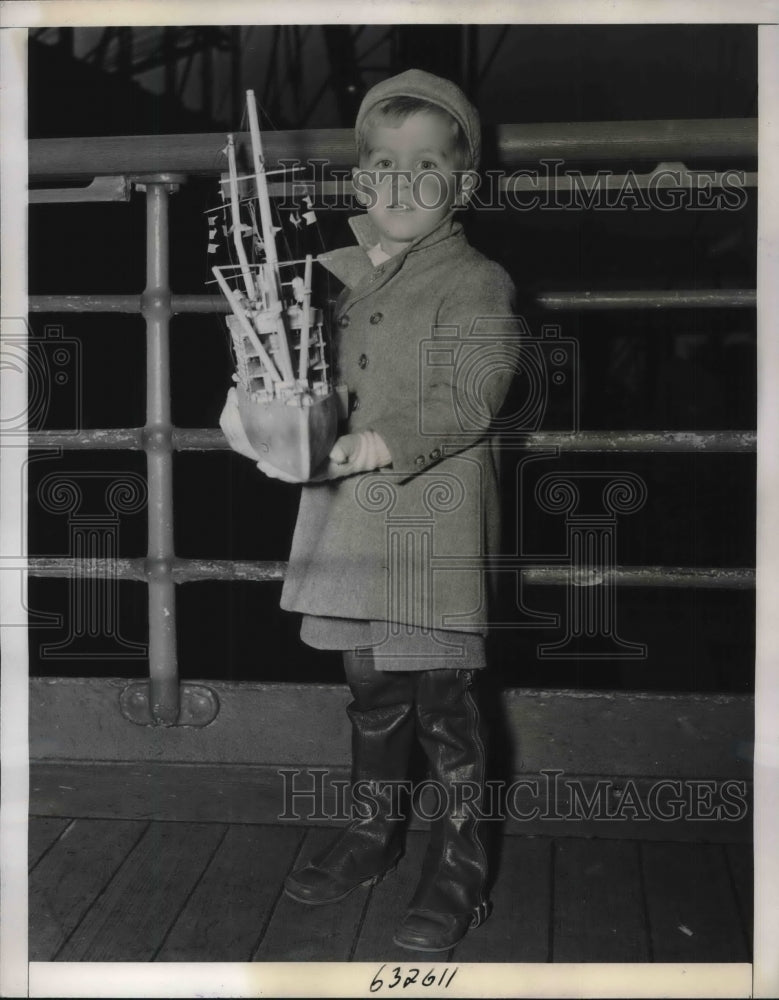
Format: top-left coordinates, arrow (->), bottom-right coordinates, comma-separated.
353,110 -> 470,258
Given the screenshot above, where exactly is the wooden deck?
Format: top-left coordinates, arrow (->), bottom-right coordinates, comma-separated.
27,681 -> 755,967
29,814 -> 752,964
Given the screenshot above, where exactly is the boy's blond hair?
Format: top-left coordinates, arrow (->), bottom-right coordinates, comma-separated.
354,68 -> 482,170
356,96 -> 473,170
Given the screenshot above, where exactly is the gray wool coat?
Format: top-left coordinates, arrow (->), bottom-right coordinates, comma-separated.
280,211 -> 521,634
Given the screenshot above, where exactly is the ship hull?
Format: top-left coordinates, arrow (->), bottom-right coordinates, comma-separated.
236,386 -> 339,481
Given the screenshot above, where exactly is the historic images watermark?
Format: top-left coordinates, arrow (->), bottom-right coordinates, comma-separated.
277,767 -> 749,824
35,471 -> 148,660
1,317 -> 147,657
350,308 -> 647,662
276,159 -> 751,213
0,319 -> 82,440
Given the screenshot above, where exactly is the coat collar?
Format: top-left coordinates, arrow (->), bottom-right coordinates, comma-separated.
317,210 -> 464,289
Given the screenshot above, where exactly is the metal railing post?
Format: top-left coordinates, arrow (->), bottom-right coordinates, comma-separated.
139,175 -> 181,724
117,173 -> 220,728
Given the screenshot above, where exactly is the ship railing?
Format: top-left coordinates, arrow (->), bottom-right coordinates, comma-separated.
25,120 -> 756,725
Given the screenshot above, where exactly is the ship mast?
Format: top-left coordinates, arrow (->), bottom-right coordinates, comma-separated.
245,91 -> 297,387
213,90 -> 325,403
246,90 -> 279,276
214,90 -> 340,480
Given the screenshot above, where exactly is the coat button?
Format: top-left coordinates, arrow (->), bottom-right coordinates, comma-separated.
338,314 -> 350,328
415,455 -> 426,468
429,448 -> 441,461
351,395 -> 360,412
370,312 -> 383,325
358,354 -> 368,369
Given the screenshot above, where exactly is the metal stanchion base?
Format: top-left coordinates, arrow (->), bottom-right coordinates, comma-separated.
119,681 -> 220,727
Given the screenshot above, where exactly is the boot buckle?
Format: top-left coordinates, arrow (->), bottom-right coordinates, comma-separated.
469,900 -> 491,928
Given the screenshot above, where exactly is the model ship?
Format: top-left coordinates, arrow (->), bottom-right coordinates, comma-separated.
211,90 -> 342,480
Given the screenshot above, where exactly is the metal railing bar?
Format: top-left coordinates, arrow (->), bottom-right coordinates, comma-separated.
28,429 -> 144,449
27,557 -> 149,582
29,294 -> 230,314
28,119 -> 757,180
26,557 -> 287,583
24,557 -> 753,589
494,119 -> 756,164
27,429 -> 757,453
29,289 -> 756,315
29,176 -> 131,204
172,429 -> 233,450
173,559 -> 287,582
522,566 -> 755,589
524,431 -> 756,453
537,290 -> 757,310
499,167 -> 757,192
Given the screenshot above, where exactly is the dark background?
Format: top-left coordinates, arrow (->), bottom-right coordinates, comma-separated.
26,24 -> 756,692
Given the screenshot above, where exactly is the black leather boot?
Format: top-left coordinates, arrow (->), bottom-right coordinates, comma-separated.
393,668 -> 491,951
284,650 -> 416,905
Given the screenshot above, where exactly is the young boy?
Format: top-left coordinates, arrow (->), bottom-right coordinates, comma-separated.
221,69 -> 520,951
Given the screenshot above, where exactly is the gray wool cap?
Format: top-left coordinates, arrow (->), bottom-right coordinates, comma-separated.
355,68 -> 481,169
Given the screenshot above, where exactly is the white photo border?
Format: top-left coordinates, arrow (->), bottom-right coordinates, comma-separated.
2,2 -> 777,997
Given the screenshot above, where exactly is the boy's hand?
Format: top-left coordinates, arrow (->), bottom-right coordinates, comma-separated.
256,459 -> 306,483
220,390 -> 391,482
258,432 -> 390,483
325,431 -> 392,479
220,388 -> 307,482
219,387 -> 263,461
259,431 -> 391,483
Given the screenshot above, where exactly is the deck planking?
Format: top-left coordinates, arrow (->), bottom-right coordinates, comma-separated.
725,841 -> 754,951
641,841 -> 749,962
551,838 -> 649,962
56,821 -> 227,962
29,818 -> 148,961
252,826 -> 373,962
28,816 -> 72,870
156,824 -> 306,962
453,835 -> 552,962
351,830 -> 451,963
30,761 -> 752,842
28,815 -> 753,964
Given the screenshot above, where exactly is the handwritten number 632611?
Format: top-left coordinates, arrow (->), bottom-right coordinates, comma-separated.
370,965 -> 459,991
